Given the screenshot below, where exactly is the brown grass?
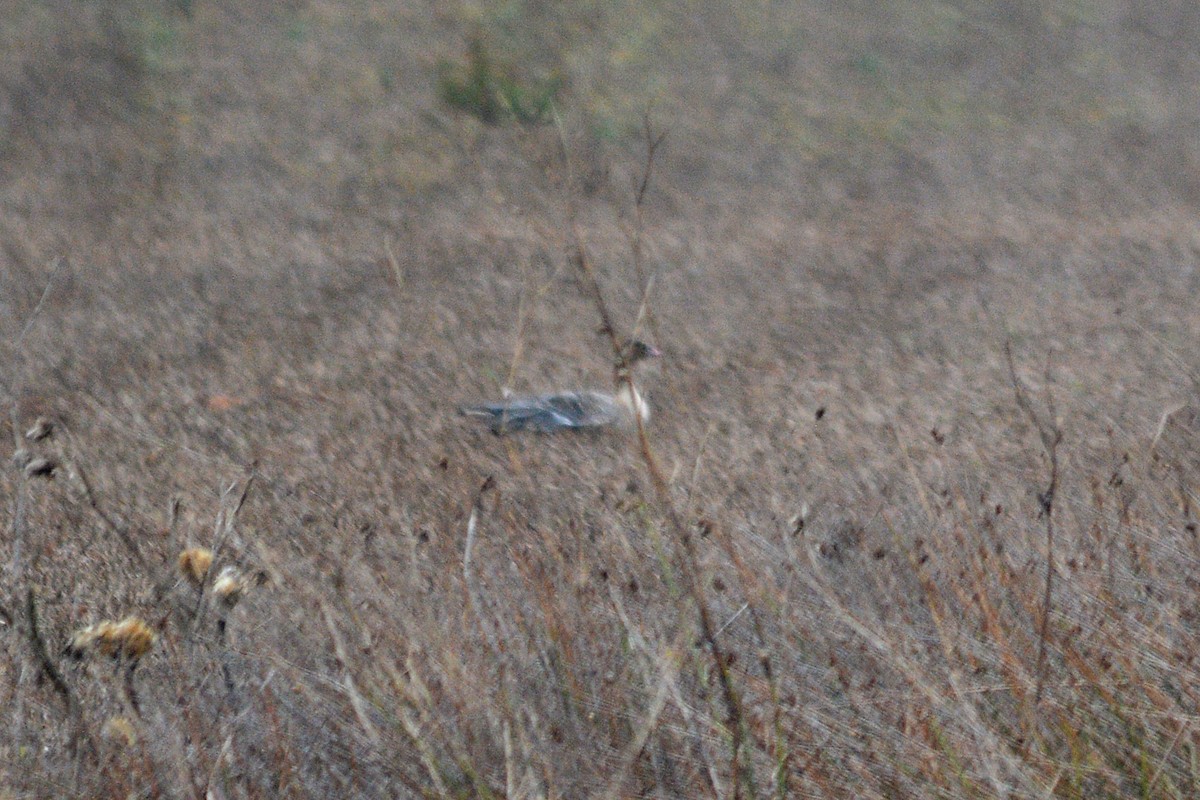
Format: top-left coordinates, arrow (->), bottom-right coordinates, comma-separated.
3,1 -> 1200,797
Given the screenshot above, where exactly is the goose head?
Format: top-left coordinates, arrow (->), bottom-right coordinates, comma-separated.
620,339 -> 662,366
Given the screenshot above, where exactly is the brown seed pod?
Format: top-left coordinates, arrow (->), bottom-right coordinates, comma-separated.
66,617 -> 156,662
177,547 -> 214,588
103,716 -> 137,747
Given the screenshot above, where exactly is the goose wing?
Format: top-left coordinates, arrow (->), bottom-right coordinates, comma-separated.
461,392 -> 619,433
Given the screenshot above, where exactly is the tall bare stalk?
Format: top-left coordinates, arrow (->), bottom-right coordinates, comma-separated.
1005,341 -> 1062,707
552,112 -> 752,797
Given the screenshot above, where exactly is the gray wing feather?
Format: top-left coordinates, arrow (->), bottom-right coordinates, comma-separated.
461,392 -> 619,433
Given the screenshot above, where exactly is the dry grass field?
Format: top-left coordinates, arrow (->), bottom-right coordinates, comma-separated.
3,1 -> 1200,797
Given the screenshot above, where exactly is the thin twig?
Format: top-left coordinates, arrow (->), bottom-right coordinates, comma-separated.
25,587 -> 73,710
504,284 -> 531,396
463,476 -> 494,576
628,114 -> 667,355
72,460 -> 146,566
1146,718 -> 1189,794
5,471 -> 29,583
383,237 -> 405,294
630,272 -> 658,345
188,469 -> 256,636
462,475 -> 503,660
122,663 -> 143,717
320,599 -> 382,746
10,256 -> 67,373
713,602 -> 750,639
687,422 -> 716,510
26,587 -> 95,759
634,113 -> 668,210
1005,341 -> 1062,706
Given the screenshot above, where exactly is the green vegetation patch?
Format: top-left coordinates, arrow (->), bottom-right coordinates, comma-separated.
438,36 -> 561,125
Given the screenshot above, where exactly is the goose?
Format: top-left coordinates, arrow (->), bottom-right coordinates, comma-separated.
461,340 -> 660,434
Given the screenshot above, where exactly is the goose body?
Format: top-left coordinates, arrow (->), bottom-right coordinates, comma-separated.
462,340 -> 659,434
461,385 -> 648,434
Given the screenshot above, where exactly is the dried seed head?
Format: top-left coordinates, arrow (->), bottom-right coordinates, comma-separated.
66,616 -> 156,662
212,566 -> 245,608
177,547 -> 214,588
110,617 -> 156,661
24,457 -> 56,478
25,417 -> 54,442
103,716 -> 137,747
66,621 -> 114,658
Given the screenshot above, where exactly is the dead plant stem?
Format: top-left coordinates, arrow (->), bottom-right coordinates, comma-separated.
1005,341 -> 1062,707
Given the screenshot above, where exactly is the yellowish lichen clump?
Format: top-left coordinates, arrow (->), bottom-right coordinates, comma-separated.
177,547 -> 214,588
103,715 -> 137,747
67,617 -> 156,661
212,566 -> 246,608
